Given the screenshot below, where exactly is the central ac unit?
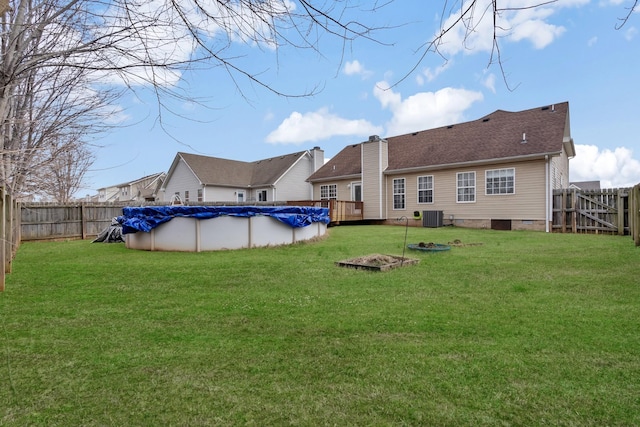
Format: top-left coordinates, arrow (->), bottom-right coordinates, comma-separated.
422,210 -> 444,228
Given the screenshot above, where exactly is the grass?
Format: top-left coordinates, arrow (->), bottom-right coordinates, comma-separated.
1,225 -> 639,426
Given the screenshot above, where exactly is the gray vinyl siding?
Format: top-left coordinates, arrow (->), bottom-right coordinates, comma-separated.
162,159 -> 201,202
274,155 -> 314,201
551,147 -> 570,189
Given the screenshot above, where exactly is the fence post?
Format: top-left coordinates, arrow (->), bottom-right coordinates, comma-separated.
81,203 -> 87,240
629,184 -> 640,246
570,189 -> 577,233
0,187 -> 5,292
616,189 -> 625,236
13,199 -> 21,256
5,190 -> 12,274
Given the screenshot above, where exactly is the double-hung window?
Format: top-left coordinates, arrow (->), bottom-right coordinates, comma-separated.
486,168 -> 515,195
457,172 -> 476,203
418,176 -> 434,203
393,178 -> 405,210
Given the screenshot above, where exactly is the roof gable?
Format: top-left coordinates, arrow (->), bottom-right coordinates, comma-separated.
251,151 -> 306,186
170,150 -> 308,188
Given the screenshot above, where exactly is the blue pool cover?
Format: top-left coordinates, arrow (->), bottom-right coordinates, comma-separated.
118,206 -> 331,234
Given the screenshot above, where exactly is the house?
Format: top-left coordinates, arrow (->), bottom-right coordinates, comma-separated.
160,147 -> 324,203
97,172 -> 166,203
307,102 -> 575,232
569,181 -> 601,191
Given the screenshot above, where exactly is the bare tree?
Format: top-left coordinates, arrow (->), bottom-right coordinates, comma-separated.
394,0 -> 638,88
1,0 -> 636,199
1,21 -> 122,199
28,135 -> 95,202
1,0 -> 389,198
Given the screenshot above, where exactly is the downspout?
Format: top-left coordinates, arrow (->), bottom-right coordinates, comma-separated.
545,155 -> 550,233
379,144 -> 384,219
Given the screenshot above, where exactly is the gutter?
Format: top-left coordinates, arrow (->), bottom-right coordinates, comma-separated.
383,151 -> 562,175
307,174 -> 362,183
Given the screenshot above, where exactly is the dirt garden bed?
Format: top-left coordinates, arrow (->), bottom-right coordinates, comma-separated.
336,254 -> 419,272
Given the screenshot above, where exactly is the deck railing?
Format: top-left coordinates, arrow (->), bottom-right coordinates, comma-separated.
288,200 -> 364,224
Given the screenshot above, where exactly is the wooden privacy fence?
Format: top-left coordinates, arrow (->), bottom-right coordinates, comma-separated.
0,188 -> 21,292
20,203 -> 126,241
552,185 -> 640,245
19,201 -> 289,242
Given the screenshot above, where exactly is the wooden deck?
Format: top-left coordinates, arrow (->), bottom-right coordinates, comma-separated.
288,200 -> 363,224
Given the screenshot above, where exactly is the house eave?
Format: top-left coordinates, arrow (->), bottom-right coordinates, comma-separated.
383,152 -> 562,175
307,173 -> 362,183
202,182 -> 251,189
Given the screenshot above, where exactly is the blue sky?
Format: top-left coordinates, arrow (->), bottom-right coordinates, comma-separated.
83,0 -> 640,196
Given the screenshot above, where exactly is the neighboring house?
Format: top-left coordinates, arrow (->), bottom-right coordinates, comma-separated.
569,181 -> 601,190
307,102 -> 576,232
97,172 -> 166,203
160,147 -> 325,203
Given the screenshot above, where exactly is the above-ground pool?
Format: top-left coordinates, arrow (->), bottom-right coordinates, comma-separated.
118,205 -> 330,252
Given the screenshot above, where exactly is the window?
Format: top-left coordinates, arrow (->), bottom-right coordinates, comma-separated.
393,178 -> 405,210
418,176 -> 434,203
197,188 -> 203,202
486,168 -> 515,195
457,172 -> 476,203
320,184 -> 337,200
258,190 -> 268,202
184,190 -> 190,202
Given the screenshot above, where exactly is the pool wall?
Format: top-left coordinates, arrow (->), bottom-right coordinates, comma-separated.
121,206 -> 329,252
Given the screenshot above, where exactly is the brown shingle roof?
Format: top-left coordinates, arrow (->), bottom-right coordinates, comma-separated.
178,150 -> 306,187
251,151 -> 305,185
308,102 -> 571,181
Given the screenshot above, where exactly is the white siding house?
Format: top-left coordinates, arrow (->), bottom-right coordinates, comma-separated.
97,172 -> 166,203
161,148 -> 325,203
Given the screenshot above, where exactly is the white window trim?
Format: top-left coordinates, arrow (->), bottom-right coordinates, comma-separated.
417,175 -> 434,204
456,171 -> 476,203
351,181 -> 362,202
485,168 -> 515,196
393,177 -> 406,210
320,184 -> 337,200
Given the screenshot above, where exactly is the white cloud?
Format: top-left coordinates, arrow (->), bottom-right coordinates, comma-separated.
482,72 -> 497,93
266,108 -> 383,144
509,19 -> 566,49
373,82 -> 483,136
92,0 -> 297,87
435,0 -> 583,57
263,110 -> 275,122
587,36 -> 598,47
570,144 -> 640,188
343,60 -> 372,78
625,26 -> 638,41
416,61 -> 452,85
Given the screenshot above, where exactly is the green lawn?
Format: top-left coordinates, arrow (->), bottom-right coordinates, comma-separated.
1,226 -> 639,426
